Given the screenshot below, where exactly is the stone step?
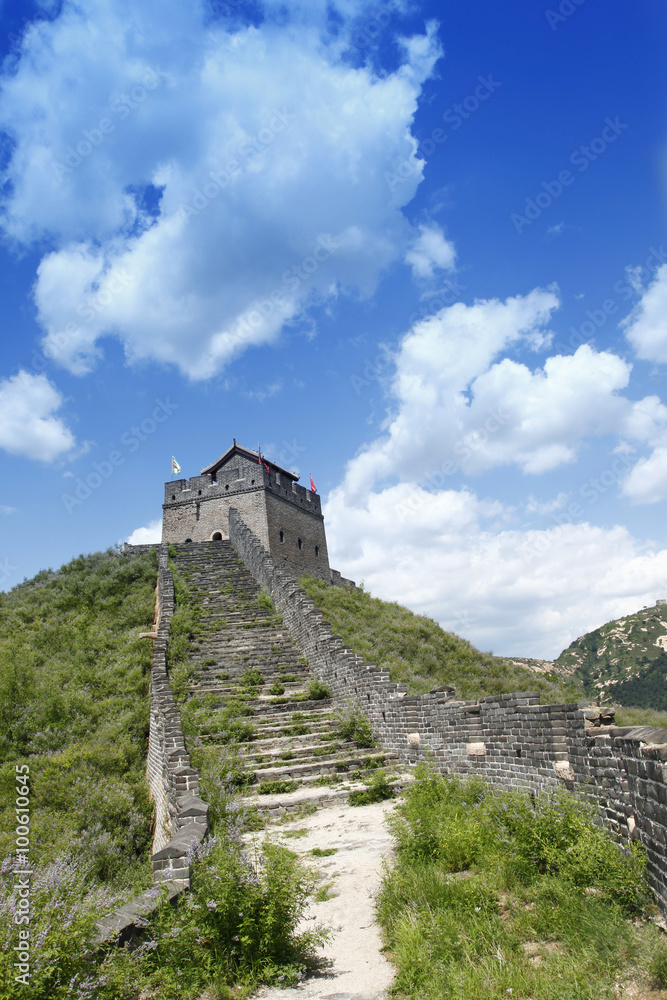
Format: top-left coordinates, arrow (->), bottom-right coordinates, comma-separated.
247,771 -> 414,817
249,750 -> 399,782
240,738 -> 354,765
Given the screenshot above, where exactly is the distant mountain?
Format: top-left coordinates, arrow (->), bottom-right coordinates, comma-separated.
553,602 -> 667,709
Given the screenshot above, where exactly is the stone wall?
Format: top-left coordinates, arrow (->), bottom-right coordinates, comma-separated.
148,543 -> 209,883
265,489 -> 330,582
228,508 -> 667,911
162,459 -> 331,582
96,543 -> 209,944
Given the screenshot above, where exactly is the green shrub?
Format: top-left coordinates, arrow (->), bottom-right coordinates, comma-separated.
306,679 -> 331,701
242,667 -> 265,687
377,766 -> 654,1000
258,779 -> 299,795
334,703 -> 376,747
270,680 -> 286,696
257,591 -> 275,611
349,769 -> 394,806
486,788 -> 649,910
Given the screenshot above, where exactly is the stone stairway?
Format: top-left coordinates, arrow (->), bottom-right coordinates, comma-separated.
168,541 -> 404,818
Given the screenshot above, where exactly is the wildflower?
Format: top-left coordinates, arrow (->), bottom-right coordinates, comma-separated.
206,900 -> 217,909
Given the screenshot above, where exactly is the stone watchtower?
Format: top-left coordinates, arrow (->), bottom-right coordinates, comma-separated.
162,441 -> 334,583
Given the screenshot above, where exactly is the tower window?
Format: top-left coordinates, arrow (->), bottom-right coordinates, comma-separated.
315,545 -> 319,557
198,489 -> 202,495
171,494 -> 176,500
297,537 -> 302,550
279,530 -> 284,543
251,479 -> 255,485
225,484 -> 229,490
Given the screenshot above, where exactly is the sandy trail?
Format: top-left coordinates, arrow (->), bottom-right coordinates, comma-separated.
251,798 -> 399,1000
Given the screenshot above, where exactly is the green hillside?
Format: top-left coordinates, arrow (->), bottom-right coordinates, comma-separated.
0,549 -> 157,995
554,603 -> 667,709
299,576 -> 582,703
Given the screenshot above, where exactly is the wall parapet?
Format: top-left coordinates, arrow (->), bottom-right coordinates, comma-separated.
96,542 -> 209,944
228,507 -> 667,912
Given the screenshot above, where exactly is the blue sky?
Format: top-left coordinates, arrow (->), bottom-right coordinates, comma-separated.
1,0 -> 666,658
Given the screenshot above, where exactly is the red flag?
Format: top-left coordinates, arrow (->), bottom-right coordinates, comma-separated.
257,443 -> 269,475
309,475 -> 316,493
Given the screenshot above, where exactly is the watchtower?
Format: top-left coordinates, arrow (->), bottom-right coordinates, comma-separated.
162,442 -> 332,583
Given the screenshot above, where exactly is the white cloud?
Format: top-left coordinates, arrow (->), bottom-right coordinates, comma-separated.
405,223 -> 456,279
0,506 -> 18,515
0,0 -> 442,379
324,482 -> 667,658
341,290 -> 654,497
621,447 -> 667,505
323,285 -> 667,656
0,371 -> 75,462
622,263 -> 667,363
525,493 -> 569,516
126,519 -> 162,544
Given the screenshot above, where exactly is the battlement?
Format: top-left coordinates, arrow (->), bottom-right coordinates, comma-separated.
164,455 -> 323,518
162,440 -> 329,582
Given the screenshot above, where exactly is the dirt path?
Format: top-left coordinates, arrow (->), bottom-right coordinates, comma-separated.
252,797 -> 399,1000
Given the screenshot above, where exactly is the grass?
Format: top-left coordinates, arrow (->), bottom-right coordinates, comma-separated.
310,847 -> 336,857
611,704 -> 667,729
0,548 -> 156,877
313,880 -> 337,902
334,702 -> 376,747
258,779 -> 299,795
377,764 -> 664,1000
299,575 -> 583,701
348,768 -> 395,806
306,678 -> 332,700
0,548 -> 160,996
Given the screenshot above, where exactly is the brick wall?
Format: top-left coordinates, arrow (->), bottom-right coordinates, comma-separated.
228,509 -> 667,911
162,460 -> 331,581
97,543 -> 210,945
265,490 -> 330,582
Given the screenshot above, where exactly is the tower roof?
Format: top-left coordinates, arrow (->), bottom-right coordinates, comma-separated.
201,442 -> 299,481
